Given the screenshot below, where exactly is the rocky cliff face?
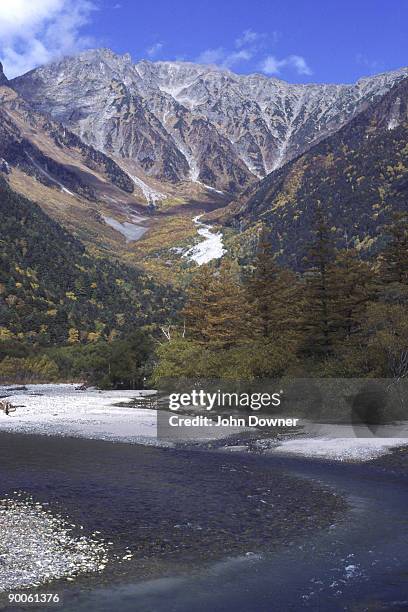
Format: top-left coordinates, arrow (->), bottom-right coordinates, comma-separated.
0,82 -> 135,200
0,62 -> 8,86
12,49 -> 408,195
218,77 -> 408,268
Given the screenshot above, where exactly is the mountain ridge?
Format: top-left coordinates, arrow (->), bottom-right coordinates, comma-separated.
11,48 -> 408,194
214,75 -> 408,268
2,50 -> 408,284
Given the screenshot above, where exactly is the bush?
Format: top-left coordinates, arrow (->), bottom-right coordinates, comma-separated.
0,355 -> 59,383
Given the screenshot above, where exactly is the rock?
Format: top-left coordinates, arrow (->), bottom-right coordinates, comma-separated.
12,48 -> 408,194
0,400 -> 15,415
0,158 -> 10,174
0,62 -> 8,86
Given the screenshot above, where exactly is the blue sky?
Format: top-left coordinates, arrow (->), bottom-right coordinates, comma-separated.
0,0 -> 407,82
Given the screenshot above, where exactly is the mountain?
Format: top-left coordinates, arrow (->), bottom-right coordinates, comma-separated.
0,80 -> 219,288
0,62 -> 8,86
0,176 -> 179,345
4,50 -> 408,283
214,77 -> 408,269
12,49 -> 408,196
0,78 -> 160,270
0,84 -> 135,200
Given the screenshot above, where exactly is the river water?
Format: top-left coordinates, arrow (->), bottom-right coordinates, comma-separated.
0,435 -> 407,611
184,215 -> 225,265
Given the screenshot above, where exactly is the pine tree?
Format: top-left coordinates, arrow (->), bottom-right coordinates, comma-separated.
245,227 -> 302,343
181,264 -> 214,342
356,211 -> 408,378
183,261 -> 249,349
381,211 -> 408,285
328,249 -> 376,345
302,202 -> 336,356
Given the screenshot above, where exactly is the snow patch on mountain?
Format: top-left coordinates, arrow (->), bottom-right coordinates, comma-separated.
387,97 -> 402,130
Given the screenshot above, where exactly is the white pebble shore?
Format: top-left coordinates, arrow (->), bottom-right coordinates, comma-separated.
0,493 -> 109,592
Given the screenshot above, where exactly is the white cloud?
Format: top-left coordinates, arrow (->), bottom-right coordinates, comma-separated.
260,54 -> 312,76
356,53 -> 384,74
0,0 -> 96,78
223,49 -> 253,68
196,47 -> 253,69
146,42 -> 164,58
195,29 -> 309,76
235,29 -> 264,48
260,56 -> 280,75
197,27 -> 271,69
289,55 -> 312,75
196,47 -> 225,65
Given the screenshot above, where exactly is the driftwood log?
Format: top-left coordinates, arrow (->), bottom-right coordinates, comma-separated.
0,399 -> 16,414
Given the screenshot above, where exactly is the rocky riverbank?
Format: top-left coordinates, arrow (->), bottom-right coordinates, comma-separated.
0,493 -> 108,592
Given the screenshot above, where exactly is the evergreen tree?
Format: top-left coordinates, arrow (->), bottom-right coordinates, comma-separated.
245,227 -> 302,343
328,249 -> 376,345
183,261 -> 249,349
354,211 -> 408,379
381,211 -> 408,285
181,264 -> 214,342
301,203 -> 336,356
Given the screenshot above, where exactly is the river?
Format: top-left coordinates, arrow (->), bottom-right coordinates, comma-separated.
184,215 -> 226,265
0,433 -> 407,611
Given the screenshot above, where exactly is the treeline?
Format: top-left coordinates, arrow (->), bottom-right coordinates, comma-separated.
153,207 -> 408,384
0,331 -> 152,388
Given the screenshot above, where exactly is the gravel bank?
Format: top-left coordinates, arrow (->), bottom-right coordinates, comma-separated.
0,494 -> 108,592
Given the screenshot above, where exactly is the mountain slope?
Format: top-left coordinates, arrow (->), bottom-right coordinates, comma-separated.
12,49 -> 408,195
0,62 -> 8,86
0,177 -> 179,344
0,80 -> 136,201
0,73 -> 159,270
217,77 -> 408,268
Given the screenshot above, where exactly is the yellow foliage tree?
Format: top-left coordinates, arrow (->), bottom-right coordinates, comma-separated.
68,328 -> 80,344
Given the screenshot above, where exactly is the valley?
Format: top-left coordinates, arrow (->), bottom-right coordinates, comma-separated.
0,49 -> 407,387
1,52 -> 407,285
1,3 -> 407,611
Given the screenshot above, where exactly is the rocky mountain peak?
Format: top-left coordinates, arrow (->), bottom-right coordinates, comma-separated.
220,74 -> 408,269
10,50 -> 408,195
0,62 -> 8,86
